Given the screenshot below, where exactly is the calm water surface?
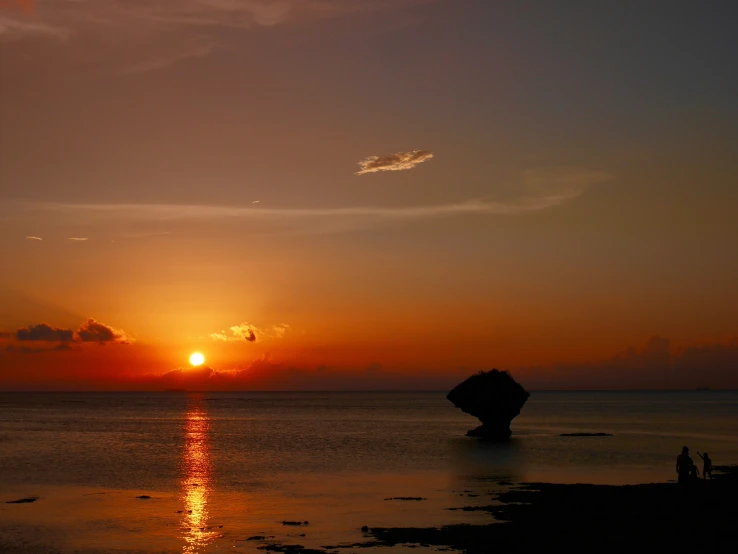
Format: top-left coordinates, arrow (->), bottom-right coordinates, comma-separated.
1,391 -> 737,553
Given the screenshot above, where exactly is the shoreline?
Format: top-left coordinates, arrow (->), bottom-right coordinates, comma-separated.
257,465 -> 738,554
362,464 -> 738,554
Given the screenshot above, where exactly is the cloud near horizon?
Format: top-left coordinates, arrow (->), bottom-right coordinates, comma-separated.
15,323 -> 74,343
143,354 -> 463,391
76,318 -> 131,344
356,150 -> 434,175
519,335 -> 738,390
2,319 -> 132,350
129,335 -> 738,391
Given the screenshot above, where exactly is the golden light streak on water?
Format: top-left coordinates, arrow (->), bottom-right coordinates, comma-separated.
181,395 -> 217,553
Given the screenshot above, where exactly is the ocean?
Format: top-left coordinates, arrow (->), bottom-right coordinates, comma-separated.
1,391 -> 737,553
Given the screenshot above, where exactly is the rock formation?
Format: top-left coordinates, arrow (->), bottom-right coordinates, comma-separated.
447,369 -> 530,440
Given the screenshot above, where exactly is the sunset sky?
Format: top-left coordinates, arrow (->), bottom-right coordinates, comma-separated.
1,0 -> 737,390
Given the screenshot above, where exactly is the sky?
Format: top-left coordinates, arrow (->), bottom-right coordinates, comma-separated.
1,0 -> 737,390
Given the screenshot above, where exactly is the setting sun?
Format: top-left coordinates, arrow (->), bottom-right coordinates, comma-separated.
189,353 -> 205,367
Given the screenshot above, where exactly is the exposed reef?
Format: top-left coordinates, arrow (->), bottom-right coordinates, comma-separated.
447,369 -> 530,440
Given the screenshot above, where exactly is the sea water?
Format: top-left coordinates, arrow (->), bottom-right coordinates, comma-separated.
1,391 -> 737,553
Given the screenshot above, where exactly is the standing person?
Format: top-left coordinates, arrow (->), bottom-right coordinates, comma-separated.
697,451 -> 712,480
676,446 -> 693,489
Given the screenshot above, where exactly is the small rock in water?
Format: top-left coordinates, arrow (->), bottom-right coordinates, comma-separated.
6,497 -> 39,504
281,520 -> 308,526
384,497 -> 426,501
247,536 -> 267,541
136,495 -> 151,499
361,526 -> 369,532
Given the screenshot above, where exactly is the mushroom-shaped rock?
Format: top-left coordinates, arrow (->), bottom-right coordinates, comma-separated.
447,369 -> 530,441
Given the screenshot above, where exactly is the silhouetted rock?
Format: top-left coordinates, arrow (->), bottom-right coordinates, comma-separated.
281,521 -> 309,526
560,432 -> 613,437
384,497 -> 426,501
6,496 -> 39,504
136,495 -> 151,499
447,369 -> 530,440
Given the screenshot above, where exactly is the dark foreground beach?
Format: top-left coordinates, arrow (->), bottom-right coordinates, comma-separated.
258,465 -> 738,554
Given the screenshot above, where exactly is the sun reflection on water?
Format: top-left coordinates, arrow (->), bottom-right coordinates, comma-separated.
181,394 -> 217,553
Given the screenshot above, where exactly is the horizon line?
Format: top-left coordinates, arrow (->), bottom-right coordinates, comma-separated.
0,388 -> 733,393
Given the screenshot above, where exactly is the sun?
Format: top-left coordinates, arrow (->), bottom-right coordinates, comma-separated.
189,352 -> 205,367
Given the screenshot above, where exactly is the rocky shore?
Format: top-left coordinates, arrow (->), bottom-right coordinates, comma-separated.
361,465 -> 738,553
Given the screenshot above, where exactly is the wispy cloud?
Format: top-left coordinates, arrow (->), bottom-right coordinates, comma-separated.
0,15 -> 69,41
32,168 -> 613,229
121,43 -> 216,74
25,236 -> 42,240
2,1 -> 439,71
68,237 -> 88,241
356,150 -> 434,175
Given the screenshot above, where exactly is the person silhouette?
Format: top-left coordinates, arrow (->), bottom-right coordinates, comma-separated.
676,446 -> 693,489
697,451 -> 712,480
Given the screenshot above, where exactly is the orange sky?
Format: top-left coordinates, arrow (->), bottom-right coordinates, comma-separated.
1,1 -> 737,390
